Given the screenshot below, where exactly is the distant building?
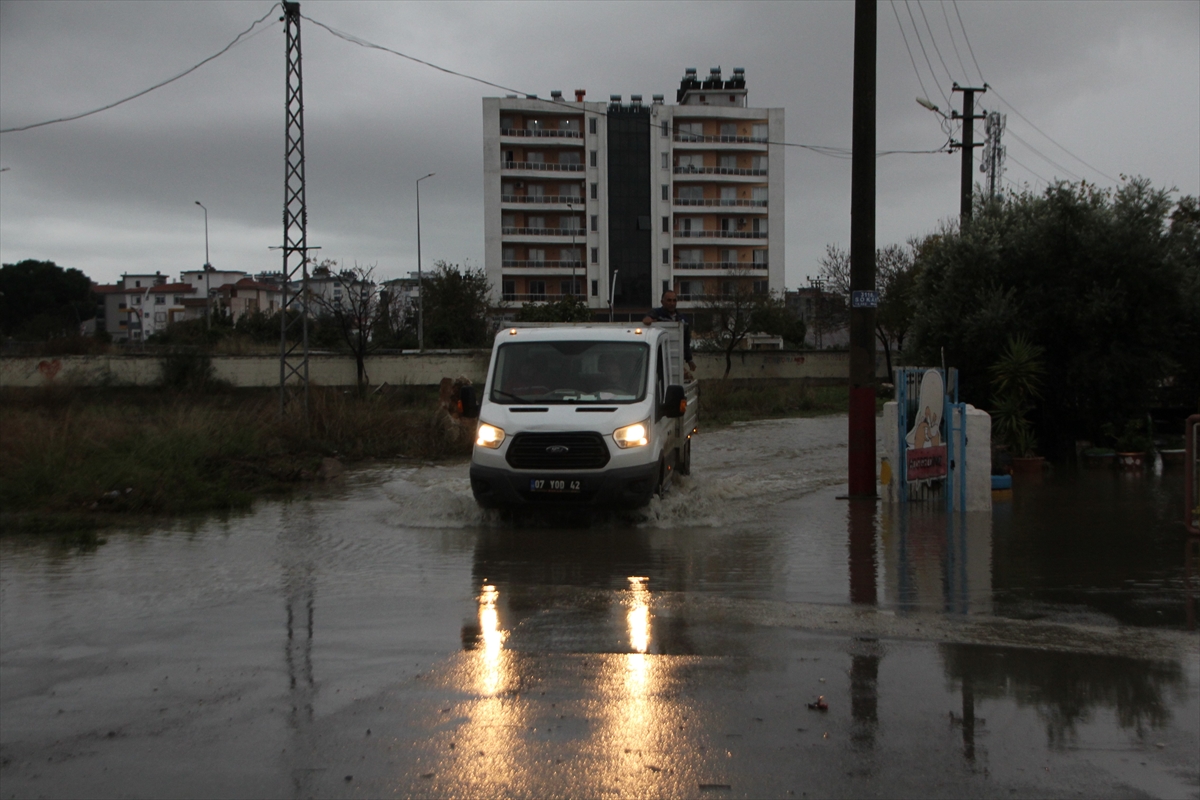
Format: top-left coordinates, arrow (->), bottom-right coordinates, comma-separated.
215,277 -> 283,322
115,272 -> 168,342
785,286 -> 848,349
483,66 -> 783,316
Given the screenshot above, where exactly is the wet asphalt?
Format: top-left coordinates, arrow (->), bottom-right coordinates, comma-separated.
1,416 -> 1197,798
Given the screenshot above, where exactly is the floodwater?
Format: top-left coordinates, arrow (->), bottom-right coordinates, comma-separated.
2,416 -> 1197,798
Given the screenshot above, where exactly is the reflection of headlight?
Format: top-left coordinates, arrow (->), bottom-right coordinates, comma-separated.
476,422 -> 506,449
613,420 -> 650,448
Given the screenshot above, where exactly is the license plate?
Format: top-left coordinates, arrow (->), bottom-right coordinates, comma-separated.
529,478 -> 583,493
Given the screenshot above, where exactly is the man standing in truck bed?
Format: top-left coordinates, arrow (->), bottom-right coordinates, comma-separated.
643,289 -> 697,375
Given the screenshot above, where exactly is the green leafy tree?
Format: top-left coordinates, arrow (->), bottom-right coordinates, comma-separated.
0,259 -> 96,340
411,261 -> 494,348
514,294 -> 591,323
908,178 -> 1194,455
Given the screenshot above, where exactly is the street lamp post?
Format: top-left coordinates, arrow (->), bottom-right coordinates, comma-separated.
194,201 -> 212,329
416,172 -> 436,352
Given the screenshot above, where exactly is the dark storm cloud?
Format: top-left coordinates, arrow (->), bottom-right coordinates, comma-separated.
1,1 -> 1197,286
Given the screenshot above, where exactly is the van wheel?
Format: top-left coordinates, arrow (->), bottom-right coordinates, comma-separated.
655,455 -> 669,498
678,437 -> 692,476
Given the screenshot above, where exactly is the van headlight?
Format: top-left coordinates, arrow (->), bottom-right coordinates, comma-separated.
613,419 -> 650,449
476,422 -> 506,449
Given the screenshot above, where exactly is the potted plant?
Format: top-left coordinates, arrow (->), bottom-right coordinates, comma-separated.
1103,419 -> 1153,470
990,336 -> 1046,473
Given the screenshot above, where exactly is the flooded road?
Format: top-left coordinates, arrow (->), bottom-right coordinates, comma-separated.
2,416 -> 1197,798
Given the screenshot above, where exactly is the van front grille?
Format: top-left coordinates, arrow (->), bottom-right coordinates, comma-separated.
505,432 -> 611,470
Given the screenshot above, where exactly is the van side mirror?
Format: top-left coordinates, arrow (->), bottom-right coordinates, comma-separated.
663,384 -> 686,418
458,385 -> 480,419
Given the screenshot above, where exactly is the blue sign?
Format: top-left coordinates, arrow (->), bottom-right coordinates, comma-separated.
851,290 -> 879,308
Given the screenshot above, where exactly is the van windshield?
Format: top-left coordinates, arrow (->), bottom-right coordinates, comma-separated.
490,341 -> 649,404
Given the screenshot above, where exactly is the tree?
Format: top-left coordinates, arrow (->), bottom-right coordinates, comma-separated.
695,271 -> 797,377
908,178 -> 1194,456
308,260 -> 381,396
0,259 -> 96,340
819,242 -> 920,381
412,261 -> 495,349
514,294 -> 591,323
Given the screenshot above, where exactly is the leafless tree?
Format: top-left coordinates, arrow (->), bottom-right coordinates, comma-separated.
307,260 -> 380,397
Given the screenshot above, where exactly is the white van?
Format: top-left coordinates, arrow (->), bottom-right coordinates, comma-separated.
461,322 -> 699,509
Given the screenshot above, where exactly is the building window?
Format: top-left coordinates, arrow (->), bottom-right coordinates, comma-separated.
154,295 -> 165,305
529,248 -> 545,263
590,215 -> 598,232
591,247 -> 599,264
753,249 -> 768,265
661,153 -> 669,170
662,248 -> 669,264
589,150 -> 597,167
560,279 -> 582,296
661,184 -> 669,201
662,216 -> 669,233
718,154 -> 737,169
753,155 -> 769,171
591,279 -> 598,297
753,280 -> 769,294
590,182 -> 598,200
589,117 -> 597,135
753,123 -> 768,140
502,280 -> 515,300
661,120 -> 669,137
529,280 -> 546,300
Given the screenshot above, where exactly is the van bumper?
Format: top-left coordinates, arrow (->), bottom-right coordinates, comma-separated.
469,462 -> 659,509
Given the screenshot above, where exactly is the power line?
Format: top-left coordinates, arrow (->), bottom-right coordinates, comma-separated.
903,1 -> 951,109
1005,128 -> 1084,182
951,1 -> 986,84
939,1 -> 971,84
989,86 -> 1120,183
916,1 -> 956,85
0,4 -> 282,134
304,13 -> 953,160
1005,152 -> 1050,186
890,0 -> 935,107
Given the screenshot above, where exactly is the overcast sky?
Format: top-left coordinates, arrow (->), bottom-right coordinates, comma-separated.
1,0 -> 1197,290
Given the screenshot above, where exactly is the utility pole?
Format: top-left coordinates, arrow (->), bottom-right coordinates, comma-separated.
951,83 -> 987,225
981,110 -> 1006,202
279,1 -> 312,419
194,201 -> 212,330
848,0 -> 877,498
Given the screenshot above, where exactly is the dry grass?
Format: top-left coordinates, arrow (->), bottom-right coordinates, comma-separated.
0,385 -> 471,530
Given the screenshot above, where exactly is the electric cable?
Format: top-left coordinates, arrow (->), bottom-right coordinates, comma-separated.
1005,128 -> 1084,182
916,0 -> 956,85
890,0 -> 935,107
303,13 -> 952,160
951,1 -> 986,85
1005,152 -> 1050,186
989,87 -> 1119,183
939,0 -> 971,84
0,4 -> 282,134
903,1 -> 951,109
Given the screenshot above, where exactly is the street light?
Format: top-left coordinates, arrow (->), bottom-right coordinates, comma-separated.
416,172 -> 436,352
194,201 -> 212,329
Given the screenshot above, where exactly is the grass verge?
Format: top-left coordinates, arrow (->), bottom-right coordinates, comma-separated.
0,385 -> 471,532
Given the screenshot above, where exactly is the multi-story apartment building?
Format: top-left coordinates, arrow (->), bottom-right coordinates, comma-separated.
483,67 -> 783,315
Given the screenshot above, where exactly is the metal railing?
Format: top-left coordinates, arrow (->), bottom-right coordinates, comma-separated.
673,198 -> 767,207
502,227 -> 583,236
502,260 -> 584,268
501,128 -> 582,138
503,161 -> 585,172
501,195 -> 583,204
501,293 -> 586,302
673,134 -> 768,144
673,230 -> 768,239
674,166 -> 768,176
674,261 -> 768,271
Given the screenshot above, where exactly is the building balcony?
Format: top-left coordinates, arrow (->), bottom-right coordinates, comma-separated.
673,261 -> 768,272
673,230 -> 768,239
501,293 -> 586,303
673,166 -> 768,177
502,227 -> 584,236
502,260 -> 584,270
502,160 -> 585,173
673,198 -> 767,208
673,133 -> 768,145
501,194 -> 584,207
501,128 -> 582,139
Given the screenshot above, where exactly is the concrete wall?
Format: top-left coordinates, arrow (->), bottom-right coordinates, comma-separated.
0,349 -> 885,389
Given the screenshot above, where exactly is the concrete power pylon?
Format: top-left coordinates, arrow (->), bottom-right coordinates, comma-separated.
981,110 -> 1007,201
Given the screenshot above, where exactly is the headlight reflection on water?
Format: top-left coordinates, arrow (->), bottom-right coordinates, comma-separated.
478,584 -> 507,696
626,576 -> 652,694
